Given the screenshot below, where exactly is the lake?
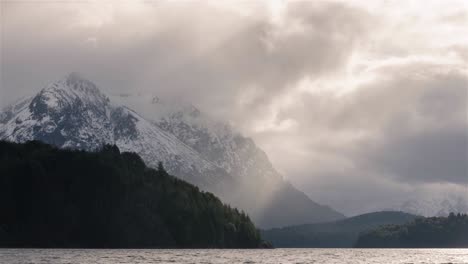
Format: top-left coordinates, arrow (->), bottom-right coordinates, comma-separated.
1,248 -> 467,264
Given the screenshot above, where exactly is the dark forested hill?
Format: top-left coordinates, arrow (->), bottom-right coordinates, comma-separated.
355,213 -> 468,248
0,140 -> 264,248
261,211 -> 418,247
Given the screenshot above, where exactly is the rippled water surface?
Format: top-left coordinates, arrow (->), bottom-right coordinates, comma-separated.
1,248 -> 467,264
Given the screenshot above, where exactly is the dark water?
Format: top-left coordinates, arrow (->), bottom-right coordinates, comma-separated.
1,248 -> 467,264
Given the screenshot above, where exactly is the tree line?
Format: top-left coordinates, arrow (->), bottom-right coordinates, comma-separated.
355,213 -> 468,248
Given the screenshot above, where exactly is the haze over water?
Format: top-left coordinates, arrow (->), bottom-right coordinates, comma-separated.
1,249 -> 468,264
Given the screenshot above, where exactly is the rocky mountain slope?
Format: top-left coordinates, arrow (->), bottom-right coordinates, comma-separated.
0,73 -> 344,228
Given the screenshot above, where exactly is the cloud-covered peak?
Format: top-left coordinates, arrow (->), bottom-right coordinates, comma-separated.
65,71 -> 86,84
63,72 -> 101,94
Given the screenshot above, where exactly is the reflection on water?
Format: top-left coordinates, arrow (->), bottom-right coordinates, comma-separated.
1,248 -> 467,264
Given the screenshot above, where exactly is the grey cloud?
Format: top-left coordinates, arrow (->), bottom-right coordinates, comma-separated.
1,1 -> 372,114
256,61 -> 467,212
360,127 -> 467,184
346,64 -> 467,184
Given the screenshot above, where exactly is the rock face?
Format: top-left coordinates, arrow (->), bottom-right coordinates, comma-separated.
0,73 -> 344,228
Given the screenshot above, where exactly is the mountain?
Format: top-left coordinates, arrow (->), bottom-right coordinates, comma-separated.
355,213 -> 468,248
0,140 -> 264,248
0,73 -> 344,228
111,93 -> 345,228
261,211 -> 418,247
397,195 -> 468,217
0,73 -> 228,190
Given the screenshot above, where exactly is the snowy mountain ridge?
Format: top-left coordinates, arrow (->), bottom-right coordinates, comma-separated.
112,93 -> 283,181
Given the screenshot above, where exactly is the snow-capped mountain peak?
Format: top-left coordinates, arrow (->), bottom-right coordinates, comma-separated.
33,73 -> 109,112
1,74 -> 232,189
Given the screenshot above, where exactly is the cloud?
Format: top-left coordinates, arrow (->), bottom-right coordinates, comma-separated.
1,0 -> 467,215
1,0 -> 372,109
253,59 -> 467,215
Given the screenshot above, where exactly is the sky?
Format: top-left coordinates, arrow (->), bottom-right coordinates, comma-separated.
1,0 -> 467,215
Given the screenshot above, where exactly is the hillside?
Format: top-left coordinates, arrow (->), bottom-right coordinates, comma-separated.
261,211 -> 418,247
355,213 -> 468,248
0,140 -> 264,248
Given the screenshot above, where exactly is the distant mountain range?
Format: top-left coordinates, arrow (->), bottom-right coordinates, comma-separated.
261,211 -> 419,248
396,195 -> 468,217
0,73 -> 344,228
